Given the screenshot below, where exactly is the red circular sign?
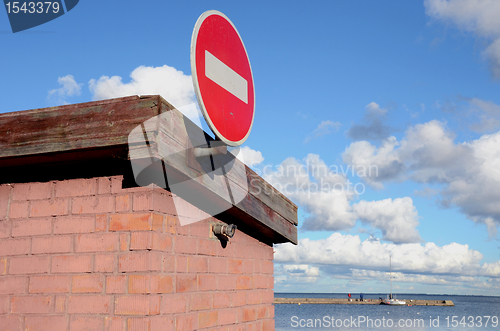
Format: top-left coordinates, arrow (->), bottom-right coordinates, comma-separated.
191,10 -> 255,146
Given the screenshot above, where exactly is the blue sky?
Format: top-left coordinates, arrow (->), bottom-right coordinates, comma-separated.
2,0 -> 500,295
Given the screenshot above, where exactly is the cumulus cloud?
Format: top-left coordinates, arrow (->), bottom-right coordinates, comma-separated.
233,146 -> 264,167
262,154 -> 421,243
425,0 -> 500,77
89,65 -> 199,121
275,233 -> 500,278
275,264 -> 320,285
47,75 -> 82,105
343,119 -> 500,236
347,102 -> 394,141
304,120 -> 341,144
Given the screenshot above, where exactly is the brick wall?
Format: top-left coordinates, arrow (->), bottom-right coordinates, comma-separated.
0,176 -> 275,331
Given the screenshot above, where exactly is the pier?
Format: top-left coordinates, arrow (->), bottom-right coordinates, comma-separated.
274,298 -> 454,306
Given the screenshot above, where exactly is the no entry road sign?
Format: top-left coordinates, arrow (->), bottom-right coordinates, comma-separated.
191,10 -> 255,146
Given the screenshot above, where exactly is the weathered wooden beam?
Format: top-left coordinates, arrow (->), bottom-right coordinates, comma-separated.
0,95 -> 297,245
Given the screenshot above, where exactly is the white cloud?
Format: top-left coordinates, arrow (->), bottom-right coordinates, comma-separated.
262,154 -> 421,243
275,264 -> 321,284
353,197 -> 421,243
343,119 -> 500,236
275,233 -> 500,278
233,146 -> 264,167
425,0 -> 500,77
89,65 -> 199,120
304,120 -> 341,144
48,75 -> 82,105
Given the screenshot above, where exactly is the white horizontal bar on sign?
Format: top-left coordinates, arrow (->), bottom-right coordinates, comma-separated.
205,50 -> 248,104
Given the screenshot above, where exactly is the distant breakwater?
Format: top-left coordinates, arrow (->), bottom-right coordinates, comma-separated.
274,298 -> 455,306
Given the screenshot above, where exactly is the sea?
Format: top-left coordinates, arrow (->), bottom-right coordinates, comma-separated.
275,293 -> 500,330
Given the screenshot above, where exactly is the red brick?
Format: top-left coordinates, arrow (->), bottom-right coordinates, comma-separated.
96,214 -> 107,231
209,257 -> 227,273
72,196 -> 114,214
30,198 -> 68,217
213,292 -> 231,308
231,291 -> 246,307
11,218 -> 51,237
268,304 -> 275,318
254,275 -> 267,289
70,316 -> 104,331
56,179 -> 97,197
228,259 -> 243,274
133,192 -> 154,211
110,213 -> 151,231
198,311 -> 218,329
188,256 -> 208,273
95,254 -> 116,273
189,221 -> 210,238
130,232 -> 172,251
11,295 -> 52,313
156,254 -> 171,273
25,316 -> 67,331
51,255 -> 92,273
105,317 -> 125,331
262,289 -> 274,303
111,176 -> 123,194
118,252 -> 162,272
55,295 -> 67,313
217,275 -> 236,291
119,233 -> 129,251
161,294 -> 187,314
72,275 -> 103,293
0,220 -> 10,238
176,255 -> 187,273
219,308 -> 238,325
175,313 -> 197,331
53,216 -> 95,234
98,177 -> 112,195
68,295 -> 111,314
32,236 -> 72,254
197,238 -> 217,256
75,233 -> 119,252
0,258 -> 6,275
166,215 -> 177,234
198,274 -> 216,291
176,274 -> 197,293
0,185 -> 11,220
0,238 -> 30,255
174,236 -> 197,254
152,213 -> 163,231
127,318 -> 149,331
0,316 -> 21,331
12,182 -> 53,201
29,275 -> 70,293
261,261 -> 274,274
263,319 -> 275,330
106,275 -> 126,294
0,296 -> 8,314
236,276 -> 253,290
190,292 -> 212,311
9,256 -> 49,274
242,306 -> 256,322
150,316 -> 173,331
116,195 -> 130,212
256,305 -> 267,319
243,260 -> 254,274
129,275 -> 173,294
246,291 -> 262,305
114,295 -> 156,315
0,277 -> 27,294
9,201 -> 29,219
